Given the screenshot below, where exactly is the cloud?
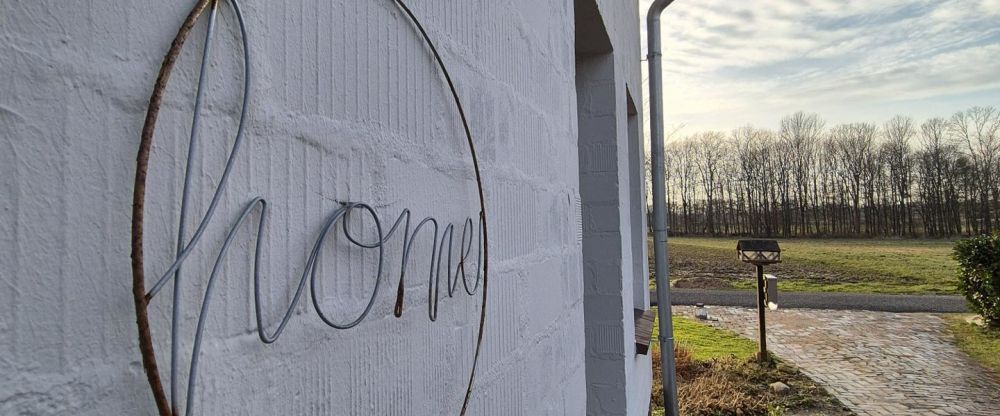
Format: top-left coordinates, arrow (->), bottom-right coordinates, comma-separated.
639,0 -> 1000,133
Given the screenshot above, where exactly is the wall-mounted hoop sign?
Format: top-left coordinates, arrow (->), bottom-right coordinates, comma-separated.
129,1 -> 489,415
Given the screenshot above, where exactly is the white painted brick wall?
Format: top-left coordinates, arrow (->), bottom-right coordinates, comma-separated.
0,0 -> 646,414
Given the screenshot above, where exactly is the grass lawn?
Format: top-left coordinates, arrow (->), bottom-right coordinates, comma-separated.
651,311 -> 849,416
946,315 -> 1000,376
659,237 -> 960,295
658,315 -> 758,361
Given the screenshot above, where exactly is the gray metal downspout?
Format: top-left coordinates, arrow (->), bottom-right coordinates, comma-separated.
646,1 -> 679,415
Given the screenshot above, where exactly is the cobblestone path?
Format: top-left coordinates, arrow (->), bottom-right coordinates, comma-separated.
673,306 -> 1000,416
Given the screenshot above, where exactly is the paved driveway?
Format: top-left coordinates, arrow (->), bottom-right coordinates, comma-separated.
673,306 -> 1000,416
658,288 -> 968,313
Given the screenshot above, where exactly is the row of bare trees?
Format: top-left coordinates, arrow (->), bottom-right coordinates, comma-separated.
653,106 -> 1000,237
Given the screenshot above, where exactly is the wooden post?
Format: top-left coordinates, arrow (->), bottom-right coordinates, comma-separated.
756,264 -> 768,363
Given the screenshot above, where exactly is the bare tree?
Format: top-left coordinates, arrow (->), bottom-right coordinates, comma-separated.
883,115 -> 916,235
950,106 -> 1000,233
832,123 -> 879,234
671,139 -> 699,234
734,126 -> 773,235
780,112 -> 824,235
917,118 -> 958,236
694,132 -> 726,234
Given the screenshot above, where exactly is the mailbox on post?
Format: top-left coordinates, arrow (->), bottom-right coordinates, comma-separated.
737,239 -> 781,363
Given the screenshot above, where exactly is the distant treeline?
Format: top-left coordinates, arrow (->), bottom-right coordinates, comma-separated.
653,106 -> 1000,238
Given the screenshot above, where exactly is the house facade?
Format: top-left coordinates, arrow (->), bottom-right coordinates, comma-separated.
0,1 -> 650,415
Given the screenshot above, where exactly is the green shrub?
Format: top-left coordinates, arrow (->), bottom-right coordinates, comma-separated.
954,235 -> 1000,326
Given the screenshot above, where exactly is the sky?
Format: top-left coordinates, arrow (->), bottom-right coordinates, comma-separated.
638,0 -> 1000,135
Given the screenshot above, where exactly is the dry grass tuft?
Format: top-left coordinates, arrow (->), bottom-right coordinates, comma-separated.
651,345 -> 847,416
653,345 -> 767,415
679,367 -> 768,415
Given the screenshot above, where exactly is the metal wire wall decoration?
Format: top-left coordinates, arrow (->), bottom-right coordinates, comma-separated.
129,1 -> 489,415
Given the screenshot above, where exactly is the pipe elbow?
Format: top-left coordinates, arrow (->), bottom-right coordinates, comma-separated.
647,0 -> 675,19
